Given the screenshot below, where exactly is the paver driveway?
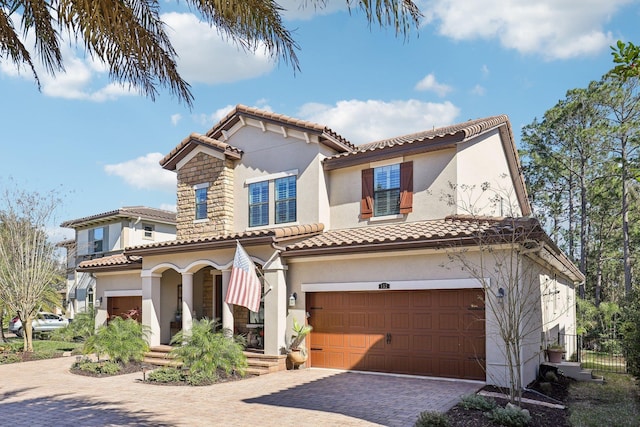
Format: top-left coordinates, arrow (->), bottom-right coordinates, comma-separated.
0,356 -> 481,426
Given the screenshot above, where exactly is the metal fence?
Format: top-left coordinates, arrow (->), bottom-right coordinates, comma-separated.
560,333 -> 628,374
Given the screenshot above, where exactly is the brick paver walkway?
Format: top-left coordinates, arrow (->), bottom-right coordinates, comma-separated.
0,356 -> 481,426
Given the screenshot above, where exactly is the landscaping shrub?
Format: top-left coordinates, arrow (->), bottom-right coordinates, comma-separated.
485,405 -> 532,427
621,291 -> 640,377
83,317 -> 149,364
459,393 -> 497,411
73,358 -> 122,375
414,410 -> 451,427
147,367 -> 186,384
170,318 -> 247,381
52,310 -> 95,342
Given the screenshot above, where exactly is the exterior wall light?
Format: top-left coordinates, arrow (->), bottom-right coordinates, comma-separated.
289,292 -> 297,307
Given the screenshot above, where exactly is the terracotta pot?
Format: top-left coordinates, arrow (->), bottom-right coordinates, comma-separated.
287,349 -> 307,369
546,348 -> 565,363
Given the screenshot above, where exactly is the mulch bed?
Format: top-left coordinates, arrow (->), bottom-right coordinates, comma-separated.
445,374 -> 573,427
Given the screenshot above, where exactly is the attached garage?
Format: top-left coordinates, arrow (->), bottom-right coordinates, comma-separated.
306,289 -> 485,380
107,295 -> 142,322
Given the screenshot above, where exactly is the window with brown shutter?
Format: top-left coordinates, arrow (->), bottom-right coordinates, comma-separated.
361,168 -> 374,219
361,161 -> 413,218
399,161 -> 413,214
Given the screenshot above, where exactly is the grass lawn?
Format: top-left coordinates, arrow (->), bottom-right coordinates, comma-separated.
580,350 -> 627,373
1,334 -> 83,364
568,373 -> 640,427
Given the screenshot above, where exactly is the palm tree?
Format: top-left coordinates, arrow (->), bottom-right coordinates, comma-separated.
1,0 -> 421,107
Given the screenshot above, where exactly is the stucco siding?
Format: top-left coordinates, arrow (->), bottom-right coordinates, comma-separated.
94,272 -> 142,327
455,129 -> 522,216
229,126 -> 327,231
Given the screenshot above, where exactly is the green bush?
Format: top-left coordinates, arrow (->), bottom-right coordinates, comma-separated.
485,405 -> 532,427
147,367 -> 186,383
186,370 -> 216,386
621,291 -> 640,377
170,318 -> 247,379
414,410 -> 451,427
459,394 -> 497,411
83,317 -> 149,364
74,358 -> 122,375
52,310 -> 95,342
0,353 -> 21,364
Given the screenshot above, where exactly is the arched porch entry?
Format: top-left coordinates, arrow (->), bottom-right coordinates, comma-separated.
142,255 -> 274,348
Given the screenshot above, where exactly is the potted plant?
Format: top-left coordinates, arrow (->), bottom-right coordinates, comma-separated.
546,342 -> 565,363
286,318 -> 312,369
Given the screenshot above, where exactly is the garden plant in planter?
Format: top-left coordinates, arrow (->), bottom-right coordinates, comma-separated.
287,318 -> 312,369
546,343 -> 565,363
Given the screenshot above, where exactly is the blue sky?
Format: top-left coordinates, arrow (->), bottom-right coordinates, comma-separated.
1,0 -> 639,241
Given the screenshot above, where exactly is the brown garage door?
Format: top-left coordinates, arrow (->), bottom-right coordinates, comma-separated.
107,296 -> 142,322
306,289 -> 485,380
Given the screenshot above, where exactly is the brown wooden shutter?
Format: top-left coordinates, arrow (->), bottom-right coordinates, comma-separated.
361,168 -> 374,219
399,161 -> 413,214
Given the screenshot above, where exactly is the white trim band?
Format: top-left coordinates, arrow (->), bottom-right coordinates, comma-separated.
302,278 -> 487,293
245,169 -> 298,185
104,289 -> 143,297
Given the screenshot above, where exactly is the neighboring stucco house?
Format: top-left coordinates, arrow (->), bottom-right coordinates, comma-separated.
60,207 -> 176,318
77,105 -> 582,387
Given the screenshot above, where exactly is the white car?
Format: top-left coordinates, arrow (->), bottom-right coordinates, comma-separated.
9,312 -> 69,337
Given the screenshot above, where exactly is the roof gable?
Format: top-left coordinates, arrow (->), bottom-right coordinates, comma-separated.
205,105 -> 355,153
61,206 -> 177,229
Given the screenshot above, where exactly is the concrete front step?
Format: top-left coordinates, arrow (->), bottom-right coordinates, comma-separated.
143,346 -> 182,368
542,361 -> 605,383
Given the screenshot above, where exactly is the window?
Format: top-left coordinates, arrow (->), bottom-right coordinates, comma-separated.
143,223 -> 154,239
361,161 -> 413,219
194,184 -> 208,220
373,164 -> 400,216
275,176 -> 296,224
249,181 -> 269,227
89,227 -> 107,253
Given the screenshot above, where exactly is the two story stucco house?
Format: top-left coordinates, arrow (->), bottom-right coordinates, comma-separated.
60,207 -> 176,318
77,105 -> 583,387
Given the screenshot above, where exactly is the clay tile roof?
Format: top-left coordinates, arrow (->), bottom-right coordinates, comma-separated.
160,133 -> 243,171
206,104 -> 355,152
61,206 -> 176,228
283,216 -> 542,254
125,223 -> 325,255
324,115 -> 510,165
77,254 -> 142,271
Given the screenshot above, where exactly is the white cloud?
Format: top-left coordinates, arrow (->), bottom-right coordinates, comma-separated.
471,84 -> 486,96
424,0 -> 630,59
481,64 -> 490,77
104,153 -> 176,192
171,114 -> 182,126
159,203 -> 177,212
414,73 -> 453,97
162,12 -> 275,84
297,99 -> 460,145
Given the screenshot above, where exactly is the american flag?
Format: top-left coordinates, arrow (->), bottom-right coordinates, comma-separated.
225,241 -> 262,312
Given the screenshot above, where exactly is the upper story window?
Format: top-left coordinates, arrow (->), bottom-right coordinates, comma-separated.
143,223 -> 154,239
89,226 -> 107,253
249,181 -> 269,227
275,176 -> 297,224
246,169 -> 298,228
361,161 -> 413,219
194,183 -> 209,220
373,164 -> 400,216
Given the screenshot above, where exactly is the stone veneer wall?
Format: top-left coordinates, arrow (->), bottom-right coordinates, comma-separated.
176,152 -> 234,240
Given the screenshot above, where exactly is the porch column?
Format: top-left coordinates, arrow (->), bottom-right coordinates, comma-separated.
181,272 -> 194,334
141,271 -> 161,347
263,256 -> 287,356
221,268 -> 234,334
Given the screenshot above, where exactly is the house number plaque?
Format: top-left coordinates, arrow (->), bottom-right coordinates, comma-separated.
378,282 -> 390,289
